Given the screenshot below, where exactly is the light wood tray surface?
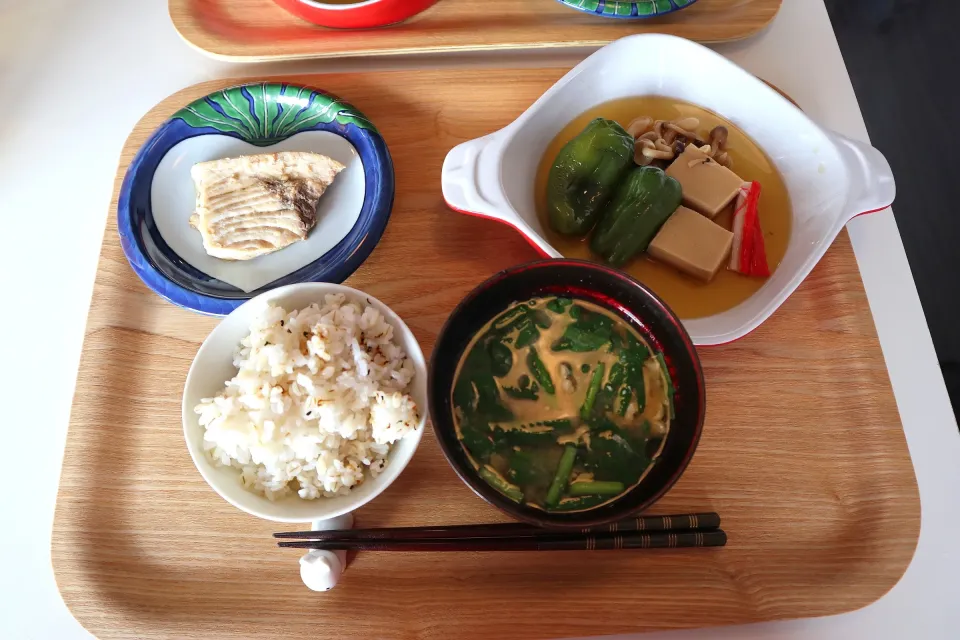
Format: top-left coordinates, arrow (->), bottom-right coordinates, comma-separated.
169,0 -> 783,61
52,68 -> 919,640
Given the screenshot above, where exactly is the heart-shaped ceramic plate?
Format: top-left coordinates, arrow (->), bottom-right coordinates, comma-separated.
118,82 -> 394,316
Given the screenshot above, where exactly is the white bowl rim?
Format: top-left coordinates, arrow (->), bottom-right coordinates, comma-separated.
181,282 -> 427,523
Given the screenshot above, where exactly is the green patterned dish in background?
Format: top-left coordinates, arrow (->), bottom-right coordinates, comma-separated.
555,0 -> 698,19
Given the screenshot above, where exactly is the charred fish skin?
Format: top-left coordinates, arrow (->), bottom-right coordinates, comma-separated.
189,151 -> 345,261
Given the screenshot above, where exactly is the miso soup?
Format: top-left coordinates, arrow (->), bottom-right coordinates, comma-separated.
452,296 -> 673,512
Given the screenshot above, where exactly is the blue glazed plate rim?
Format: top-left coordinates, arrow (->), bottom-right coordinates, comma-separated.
554,0 -> 699,19
117,82 -> 395,316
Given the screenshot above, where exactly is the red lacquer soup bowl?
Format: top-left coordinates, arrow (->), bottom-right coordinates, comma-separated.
428,259 -> 706,528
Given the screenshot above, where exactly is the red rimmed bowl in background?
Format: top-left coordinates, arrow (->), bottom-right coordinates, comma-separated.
272,0 -> 439,29
428,259 -> 706,528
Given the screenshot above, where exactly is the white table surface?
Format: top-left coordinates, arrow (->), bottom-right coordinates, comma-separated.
1,0 -> 958,637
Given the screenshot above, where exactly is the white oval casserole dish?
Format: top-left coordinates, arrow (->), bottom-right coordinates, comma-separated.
441,34 -> 895,345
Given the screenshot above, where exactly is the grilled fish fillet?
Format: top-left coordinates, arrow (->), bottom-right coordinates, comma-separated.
189,152 -> 345,260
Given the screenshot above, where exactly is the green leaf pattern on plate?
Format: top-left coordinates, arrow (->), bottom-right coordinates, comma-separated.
172,83 -> 377,147
560,0 -> 693,17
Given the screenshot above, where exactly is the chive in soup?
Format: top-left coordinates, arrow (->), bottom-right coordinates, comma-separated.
451,296 -> 673,512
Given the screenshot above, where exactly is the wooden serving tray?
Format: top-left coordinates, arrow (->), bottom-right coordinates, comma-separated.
169,0 -> 783,61
53,69 -> 919,639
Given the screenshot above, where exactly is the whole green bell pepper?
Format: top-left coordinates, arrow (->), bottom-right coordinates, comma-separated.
590,166 -> 683,266
546,118 -> 635,236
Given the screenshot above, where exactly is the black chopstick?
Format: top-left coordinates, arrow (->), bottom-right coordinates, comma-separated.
277,529 -> 726,551
273,512 -> 720,542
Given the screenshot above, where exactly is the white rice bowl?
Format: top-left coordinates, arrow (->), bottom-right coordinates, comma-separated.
182,283 -> 427,523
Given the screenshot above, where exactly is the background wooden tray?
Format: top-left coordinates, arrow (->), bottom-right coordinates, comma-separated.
170,0 -> 783,61
53,68 -> 919,639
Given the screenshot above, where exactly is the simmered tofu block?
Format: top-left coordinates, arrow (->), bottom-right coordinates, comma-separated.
648,206 -> 734,282
665,145 -> 743,218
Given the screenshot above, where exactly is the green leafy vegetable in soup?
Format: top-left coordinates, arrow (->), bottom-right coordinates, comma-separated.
451,297 -> 674,512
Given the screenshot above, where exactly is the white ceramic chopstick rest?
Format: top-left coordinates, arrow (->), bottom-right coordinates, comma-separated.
299,513 -> 354,591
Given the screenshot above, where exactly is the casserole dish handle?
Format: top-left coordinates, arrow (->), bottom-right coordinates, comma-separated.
831,132 -> 896,220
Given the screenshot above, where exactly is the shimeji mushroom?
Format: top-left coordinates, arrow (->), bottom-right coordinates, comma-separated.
660,118 -> 700,144
707,125 -> 732,167
636,138 -> 674,165
626,115 -> 653,138
626,116 -> 736,169
627,116 -> 710,166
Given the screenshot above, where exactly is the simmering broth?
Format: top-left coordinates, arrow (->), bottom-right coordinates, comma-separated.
535,97 -> 792,319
